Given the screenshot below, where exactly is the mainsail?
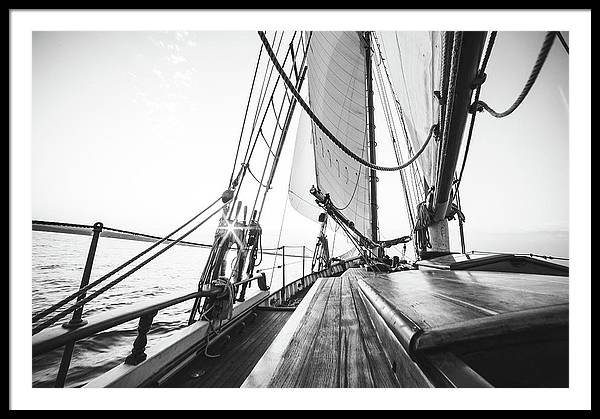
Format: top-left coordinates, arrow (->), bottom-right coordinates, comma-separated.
288,31 -> 372,239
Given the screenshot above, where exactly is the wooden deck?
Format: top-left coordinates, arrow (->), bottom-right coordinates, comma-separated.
244,274 -> 403,387
243,267 -> 568,388
162,308 -> 292,388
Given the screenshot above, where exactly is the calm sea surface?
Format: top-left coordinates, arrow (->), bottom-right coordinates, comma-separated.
32,230 -> 304,388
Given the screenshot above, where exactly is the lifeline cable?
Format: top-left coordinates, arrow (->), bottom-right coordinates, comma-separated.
268,194 -> 289,289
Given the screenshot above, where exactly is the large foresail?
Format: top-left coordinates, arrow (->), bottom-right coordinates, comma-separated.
378,31 -> 443,190
290,31 -> 372,238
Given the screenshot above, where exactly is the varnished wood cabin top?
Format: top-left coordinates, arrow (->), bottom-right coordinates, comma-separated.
356,267 -> 568,331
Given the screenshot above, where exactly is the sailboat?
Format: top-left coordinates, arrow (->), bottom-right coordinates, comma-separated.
32,30 -> 569,388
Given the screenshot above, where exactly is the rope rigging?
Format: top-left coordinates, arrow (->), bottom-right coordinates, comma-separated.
34,31 -> 338,338
258,30 -> 438,173
472,31 -> 557,119
556,31 -> 569,55
32,197 -> 230,335
189,31 -> 311,325
34,30 -> 567,339
231,31 -> 307,225
456,30 -> 559,198
228,43 -> 264,188
371,32 -> 419,232
255,40 -> 311,223
268,191 -> 289,289
227,31 -> 288,219
243,163 -> 271,189
446,31 -> 560,257
454,31 -> 497,194
255,257 -> 307,273
31,196 -> 225,325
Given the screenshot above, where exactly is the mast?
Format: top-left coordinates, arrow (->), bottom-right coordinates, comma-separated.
364,31 -> 379,249
426,32 -> 486,257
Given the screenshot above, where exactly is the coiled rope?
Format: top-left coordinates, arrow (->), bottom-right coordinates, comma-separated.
258,30 -> 437,172
473,31 -> 557,118
414,201 -> 432,252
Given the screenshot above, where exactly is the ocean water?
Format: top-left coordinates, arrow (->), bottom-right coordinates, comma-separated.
32,230 -> 305,388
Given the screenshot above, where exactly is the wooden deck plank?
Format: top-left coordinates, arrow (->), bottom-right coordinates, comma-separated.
268,277 -> 335,387
224,311 -> 296,386
348,277 -> 400,388
296,277 -> 342,387
162,309 -> 292,388
242,277 -> 330,387
207,311 -> 293,387
175,311 -> 285,387
203,311 -> 290,388
339,275 -> 375,388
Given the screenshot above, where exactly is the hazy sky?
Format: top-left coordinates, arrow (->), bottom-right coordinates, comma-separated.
32,30 -> 569,257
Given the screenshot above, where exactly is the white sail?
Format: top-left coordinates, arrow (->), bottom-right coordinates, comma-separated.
379,31 -> 443,188
290,31 -> 372,239
288,111 -> 322,222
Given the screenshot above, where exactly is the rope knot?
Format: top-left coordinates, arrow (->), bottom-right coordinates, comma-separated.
471,72 -> 487,89
221,189 -> 234,203
468,101 -> 484,114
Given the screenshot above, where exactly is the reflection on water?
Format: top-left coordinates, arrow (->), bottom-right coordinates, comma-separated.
32,231 -> 304,387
